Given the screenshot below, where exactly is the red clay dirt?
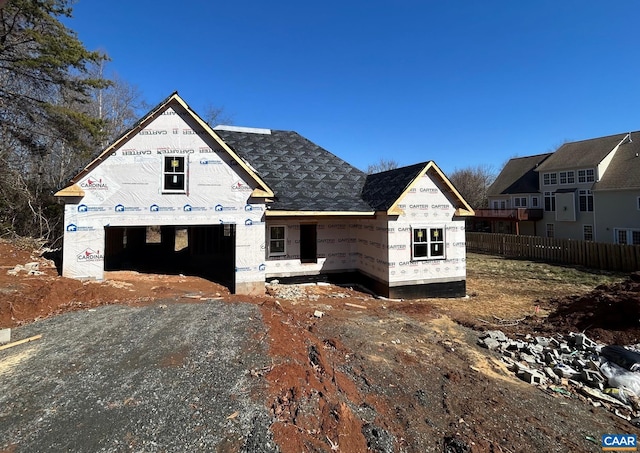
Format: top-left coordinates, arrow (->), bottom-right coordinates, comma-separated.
2,238 -> 640,452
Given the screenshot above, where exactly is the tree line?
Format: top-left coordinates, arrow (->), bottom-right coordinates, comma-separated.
0,0 -> 145,245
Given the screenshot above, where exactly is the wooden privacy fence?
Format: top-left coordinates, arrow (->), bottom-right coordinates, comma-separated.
466,232 -> 640,272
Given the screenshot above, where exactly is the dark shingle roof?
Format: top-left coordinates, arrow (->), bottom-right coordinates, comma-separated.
214,128 -> 373,211
361,162 -> 426,211
594,134 -> 640,190
536,132 -> 628,172
488,153 -> 551,196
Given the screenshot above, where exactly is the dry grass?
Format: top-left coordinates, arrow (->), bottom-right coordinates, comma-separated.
427,252 -> 627,321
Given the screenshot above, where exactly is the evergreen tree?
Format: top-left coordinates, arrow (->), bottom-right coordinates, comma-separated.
0,0 -> 108,239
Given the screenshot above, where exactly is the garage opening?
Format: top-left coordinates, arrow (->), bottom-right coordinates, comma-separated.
105,224 -> 236,291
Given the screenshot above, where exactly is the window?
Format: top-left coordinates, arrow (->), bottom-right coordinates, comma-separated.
579,190 -> 593,212
583,225 -> 593,241
412,227 -> 445,260
269,226 -> 286,256
492,200 -> 506,209
513,197 -> 527,207
531,196 -> 539,208
546,223 -> 555,238
558,171 -> 575,185
543,173 -> 557,185
615,229 -> 640,245
578,169 -> 595,184
544,191 -> 556,211
637,197 -> 640,211
163,156 -> 186,192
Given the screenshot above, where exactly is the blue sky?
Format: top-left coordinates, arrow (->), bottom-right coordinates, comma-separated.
65,1 -> 640,175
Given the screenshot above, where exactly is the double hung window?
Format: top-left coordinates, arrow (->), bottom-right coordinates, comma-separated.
412,227 -> 445,260
163,156 -> 186,193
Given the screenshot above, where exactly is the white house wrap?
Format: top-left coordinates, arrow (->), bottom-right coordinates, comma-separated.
56,93 -> 473,298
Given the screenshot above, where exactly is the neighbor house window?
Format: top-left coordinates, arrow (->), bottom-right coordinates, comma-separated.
544,192 -> 556,211
513,197 -> 527,207
579,190 -> 593,212
543,173 -> 557,185
269,226 -> 286,256
558,171 -> 576,184
412,226 -> 445,260
615,229 -> 640,245
578,169 -> 595,184
531,196 -> 539,208
163,156 -> 186,193
637,196 -> 640,210
583,225 -> 593,241
546,223 -> 555,238
559,172 -> 567,184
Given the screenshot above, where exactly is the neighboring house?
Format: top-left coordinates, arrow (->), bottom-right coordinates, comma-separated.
472,131 -> 640,244
470,153 -> 550,235
55,93 -> 474,298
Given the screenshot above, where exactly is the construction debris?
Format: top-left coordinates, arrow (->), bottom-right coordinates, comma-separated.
0,334 -> 42,351
478,330 -> 640,419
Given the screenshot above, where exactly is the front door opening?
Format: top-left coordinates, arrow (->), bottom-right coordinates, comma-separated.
299,224 -> 317,263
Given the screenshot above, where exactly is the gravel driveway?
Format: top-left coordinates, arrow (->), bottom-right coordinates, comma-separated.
0,301 -> 277,452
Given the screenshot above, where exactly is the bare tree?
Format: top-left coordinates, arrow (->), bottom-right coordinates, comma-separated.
203,103 -> 233,127
366,158 -> 399,174
448,164 -> 496,209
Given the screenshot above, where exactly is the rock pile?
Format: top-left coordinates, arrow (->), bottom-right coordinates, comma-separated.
478,330 -> 640,424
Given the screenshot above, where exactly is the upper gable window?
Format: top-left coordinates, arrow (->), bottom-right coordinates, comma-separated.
543,173 -> 557,185
163,156 -> 186,193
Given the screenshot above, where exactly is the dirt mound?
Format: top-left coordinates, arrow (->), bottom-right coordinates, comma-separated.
502,273 -> 640,345
546,274 -> 640,344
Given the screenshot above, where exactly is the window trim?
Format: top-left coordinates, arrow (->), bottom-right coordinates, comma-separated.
583,224 -> 593,242
162,155 -> 187,193
411,226 -> 446,261
268,225 -> 286,257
